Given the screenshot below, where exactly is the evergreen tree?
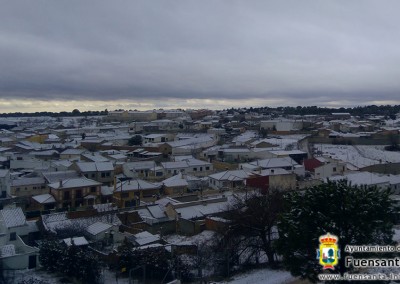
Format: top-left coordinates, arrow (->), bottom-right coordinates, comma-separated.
128,135 -> 143,146
39,238 -> 101,284
276,180 -> 397,282
39,239 -> 65,272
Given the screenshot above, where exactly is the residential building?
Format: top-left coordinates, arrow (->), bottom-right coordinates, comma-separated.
161,158 -> 213,177
0,207 -> 39,269
162,173 -> 189,195
113,179 -> 161,208
60,148 -> 85,160
48,177 -> 102,208
208,170 -> 251,190
74,161 -> 114,185
10,177 -> 47,197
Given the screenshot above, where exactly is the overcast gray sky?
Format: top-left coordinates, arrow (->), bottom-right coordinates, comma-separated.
1,0 -> 400,112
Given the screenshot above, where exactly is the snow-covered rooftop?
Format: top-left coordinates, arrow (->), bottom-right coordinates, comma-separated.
63,236 -> 89,247
43,170 -> 80,183
32,193 -> 56,204
76,161 -> 114,172
163,173 -> 189,188
133,231 -> 160,246
1,207 -> 26,228
48,177 -> 101,189
11,177 -> 45,187
86,222 -> 113,236
116,179 -> 161,192
209,170 -> 251,181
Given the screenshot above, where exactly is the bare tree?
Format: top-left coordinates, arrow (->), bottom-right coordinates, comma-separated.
223,189 -> 284,268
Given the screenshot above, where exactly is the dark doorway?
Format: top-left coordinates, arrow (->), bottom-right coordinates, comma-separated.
28,255 -> 37,269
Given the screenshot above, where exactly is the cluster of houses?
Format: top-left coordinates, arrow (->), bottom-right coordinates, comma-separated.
0,108 -> 399,273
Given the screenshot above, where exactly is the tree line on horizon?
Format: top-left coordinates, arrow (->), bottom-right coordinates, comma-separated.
227,104 -> 400,118
1,104 -> 400,118
0,109 -> 109,118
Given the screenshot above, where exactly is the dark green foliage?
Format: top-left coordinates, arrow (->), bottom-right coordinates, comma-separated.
128,135 -> 143,146
39,239 -> 101,284
385,133 -> 400,151
39,239 -> 64,272
0,109 -> 108,117
173,256 -> 195,282
259,127 -> 268,138
222,105 -> 400,117
276,180 -> 396,282
119,242 -> 170,281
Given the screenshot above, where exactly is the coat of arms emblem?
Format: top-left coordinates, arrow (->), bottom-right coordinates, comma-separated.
316,233 -> 340,270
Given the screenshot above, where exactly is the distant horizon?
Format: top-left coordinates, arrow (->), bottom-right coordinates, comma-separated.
3,98 -> 395,114
1,102 -> 399,116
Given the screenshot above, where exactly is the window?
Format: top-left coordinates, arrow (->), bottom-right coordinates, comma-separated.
106,172 -> 110,177
121,192 -> 129,198
9,232 -> 16,241
333,167 -> 337,172
101,173 -> 106,178
91,174 -> 95,178
206,167 -> 210,171
90,187 -> 96,193
76,190 -> 82,199
1,191 -> 6,198
200,167 -> 203,171
193,168 -> 197,171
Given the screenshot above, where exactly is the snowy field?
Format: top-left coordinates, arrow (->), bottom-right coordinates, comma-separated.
216,268 -> 294,284
3,269 -> 131,284
250,134 -> 308,151
8,267 -> 295,284
357,145 -> 400,163
317,144 -> 400,169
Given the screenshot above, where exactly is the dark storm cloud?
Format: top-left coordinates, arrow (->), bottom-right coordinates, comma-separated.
1,0 -> 400,106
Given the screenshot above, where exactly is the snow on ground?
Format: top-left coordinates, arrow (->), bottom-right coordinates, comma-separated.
165,230 -> 216,245
216,268 -> 294,284
3,269 -> 65,284
318,144 -> 377,168
256,135 -> 308,150
357,145 -> 400,163
5,268 -> 132,284
317,144 -> 400,169
393,226 -> 400,243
